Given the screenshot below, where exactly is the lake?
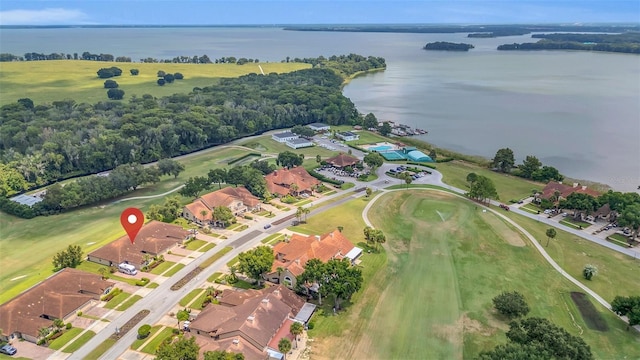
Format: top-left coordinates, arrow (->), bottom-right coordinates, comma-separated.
1,27 -> 638,192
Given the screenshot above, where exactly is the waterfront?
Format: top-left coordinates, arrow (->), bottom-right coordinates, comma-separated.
1,27 -> 638,191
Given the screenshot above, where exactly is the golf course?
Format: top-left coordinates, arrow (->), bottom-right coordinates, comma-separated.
306,190 -> 640,359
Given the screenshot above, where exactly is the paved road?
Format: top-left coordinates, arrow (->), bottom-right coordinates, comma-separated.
66,186 -> 366,360
65,157 -> 637,359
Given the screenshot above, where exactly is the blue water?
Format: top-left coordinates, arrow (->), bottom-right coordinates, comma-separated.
369,145 -> 393,152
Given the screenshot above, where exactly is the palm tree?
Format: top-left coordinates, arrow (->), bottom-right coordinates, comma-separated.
295,207 -> 304,223
290,183 -> 299,196
403,173 -> 413,188
302,207 -> 310,223
199,209 -> 208,224
545,228 -> 557,247
363,226 -> 372,247
278,337 -> 292,359
38,327 -> 50,342
98,266 -> 107,280
583,264 -> 598,280
276,266 -> 285,282
290,322 -> 304,349
53,318 -> 64,332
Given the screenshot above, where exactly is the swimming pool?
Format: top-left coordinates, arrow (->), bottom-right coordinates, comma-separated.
369,145 -> 393,152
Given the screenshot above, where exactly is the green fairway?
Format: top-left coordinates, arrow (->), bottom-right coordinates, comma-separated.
0,60 -> 310,105
436,160 -> 543,202
309,190 -> 639,360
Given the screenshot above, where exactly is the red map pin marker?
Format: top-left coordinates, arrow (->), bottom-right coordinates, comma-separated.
120,208 -> 144,244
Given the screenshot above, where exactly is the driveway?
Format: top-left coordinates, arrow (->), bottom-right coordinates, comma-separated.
11,340 -> 54,360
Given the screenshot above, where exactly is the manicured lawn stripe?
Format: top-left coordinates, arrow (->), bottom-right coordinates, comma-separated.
131,325 -> 163,350
140,327 -> 176,354
185,239 -> 207,250
179,289 -> 205,307
199,247 -> 233,269
163,263 -> 186,277
117,295 -> 142,311
150,261 -> 177,275
261,233 -> 284,244
207,272 -> 223,283
48,328 -> 84,350
199,243 -> 217,253
190,291 -> 210,309
147,282 -> 159,289
62,330 -> 96,353
103,292 -> 132,310
84,338 -> 116,360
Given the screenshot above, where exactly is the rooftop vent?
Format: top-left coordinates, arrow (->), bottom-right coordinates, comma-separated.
262,298 -> 270,304
247,315 -> 255,322
233,339 -> 240,345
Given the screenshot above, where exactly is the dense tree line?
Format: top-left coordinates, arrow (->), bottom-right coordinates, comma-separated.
297,258 -> 363,310
491,148 -> 563,183
285,54 -> 386,78
423,42 -> 475,51
1,57 -> 373,196
497,35 -> 640,54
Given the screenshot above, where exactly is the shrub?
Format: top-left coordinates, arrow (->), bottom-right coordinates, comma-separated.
104,79 -> 119,88
77,311 -> 83,316
280,195 -> 297,204
97,66 -> 123,79
66,323 -> 72,330
172,328 -> 180,335
307,321 -> 315,330
157,78 -> 166,86
136,278 -> 150,286
130,69 -> 139,75
107,88 -> 125,100
493,291 -> 530,319
174,72 -> 184,80
138,324 -> 151,339
37,339 -> 45,346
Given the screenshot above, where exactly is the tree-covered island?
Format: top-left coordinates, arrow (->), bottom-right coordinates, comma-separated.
423,42 -> 475,51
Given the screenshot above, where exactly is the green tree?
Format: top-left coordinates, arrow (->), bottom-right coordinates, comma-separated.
379,122 -> 392,136
478,343 -> 551,360
492,291 -> 530,319
156,336 -> 199,360
38,327 -> 50,341
611,295 -> 640,330
157,159 -> 185,178
277,151 -> 303,168
179,176 -> 209,199
278,338 -> 292,359
363,152 -> 384,169
53,318 -> 65,331
157,70 -> 166,77
226,166 -> 244,187
583,264 -> 598,280
370,228 -> 387,252
363,112 -> 378,129
164,73 -> 175,83
467,175 -> 498,203
466,172 -> 478,185
103,80 -> 119,89
296,258 -> 328,305
532,165 -> 564,182
519,155 -> 541,179
363,226 -> 373,246
157,78 -> 166,86
52,245 -> 83,270
545,228 -> 556,247
212,206 -> 235,227
130,69 -> 139,75
617,203 -> 640,239
176,308 -> 190,329
316,154 -> 322,163
491,148 -> 515,173
174,72 -> 184,80
403,173 -> 413,188
107,88 -> 125,100
365,187 -> 372,197
506,317 -> 593,359
137,324 -> 151,339
324,258 -> 363,310
428,149 -> 437,161
237,245 -> 274,286
208,168 -> 228,189
290,321 -> 304,349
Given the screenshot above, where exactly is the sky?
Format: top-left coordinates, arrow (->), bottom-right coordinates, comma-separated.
0,0 -> 638,26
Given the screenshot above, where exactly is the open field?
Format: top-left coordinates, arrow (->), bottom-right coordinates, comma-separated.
309,190 -> 639,359
0,60 -> 310,105
436,160 -> 543,202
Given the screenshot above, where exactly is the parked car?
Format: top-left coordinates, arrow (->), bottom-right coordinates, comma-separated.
0,345 -> 17,356
264,224 -> 272,230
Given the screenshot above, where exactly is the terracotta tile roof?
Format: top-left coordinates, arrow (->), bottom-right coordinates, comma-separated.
219,289 -> 263,307
88,220 -> 189,267
265,167 -> 320,195
190,285 -> 304,355
0,268 -> 114,339
267,318 -> 295,351
325,153 -> 360,168
270,230 -> 355,275
190,334 -> 265,360
184,200 -> 212,221
188,186 -> 261,212
540,181 -> 600,200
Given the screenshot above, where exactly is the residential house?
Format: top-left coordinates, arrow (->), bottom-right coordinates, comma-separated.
594,203 -> 617,222
0,268 -> 114,343
535,181 -> 600,203
325,153 -> 360,169
187,285 -> 308,360
183,187 -> 262,225
265,229 -> 362,289
265,167 -> 320,197
271,132 -> 298,143
336,131 -> 359,141
307,123 -> 330,132
285,138 -> 314,149
87,220 -> 190,269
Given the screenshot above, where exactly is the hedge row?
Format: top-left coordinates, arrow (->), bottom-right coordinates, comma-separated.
436,157 -> 454,163
308,168 -> 344,186
227,152 -> 261,165
345,143 -> 368,152
406,161 -> 436,169
0,197 -> 38,218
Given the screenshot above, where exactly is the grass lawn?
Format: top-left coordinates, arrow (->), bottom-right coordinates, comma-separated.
179,288 -> 206,307
261,233 -> 284,245
48,328 -> 84,350
190,291 -> 210,309
226,255 -> 241,267
0,145 -> 251,304
149,261 -> 177,275
103,292 -> 132,310
520,203 -> 541,214
147,282 -> 160,289
233,224 -> 249,232
292,199 -> 313,207
340,182 -> 355,190
309,190 -> 639,360
199,243 -> 217,252
117,295 -> 142,311
60,330 -> 96,353
185,239 -> 207,251
225,223 -> 243,231
199,246 -> 233,269
344,129 -> 391,145
560,218 -> 591,229
131,325 -> 163,350
84,338 -> 116,359
232,279 -> 255,289
0,60 -> 310,105
75,261 -> 139,286
140,327 -> 176,354
501,211 -> 640,302
164,263 -> 186,277
436,160 -> 542,202
207,272 -> 223,283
